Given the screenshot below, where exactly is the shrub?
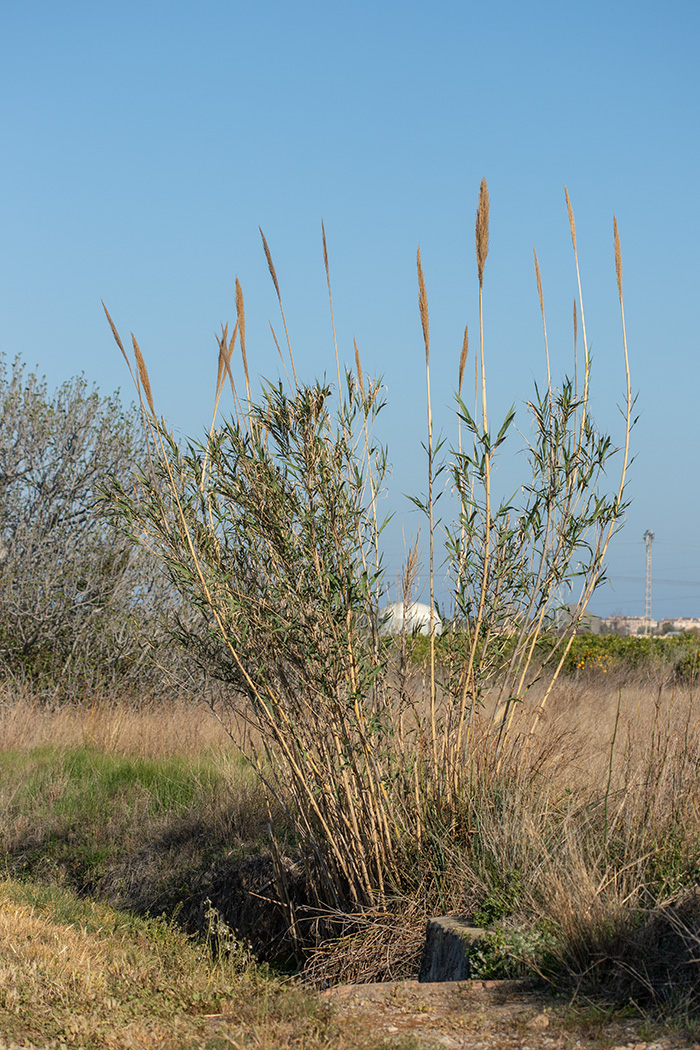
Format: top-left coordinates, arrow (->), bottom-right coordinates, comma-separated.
0,355 -> 170,692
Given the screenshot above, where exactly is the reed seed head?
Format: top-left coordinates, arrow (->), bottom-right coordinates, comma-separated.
322,220 -> 330,280
259,227 -> 281,301
533,248 -> 545,322
417,247 -> 430,365
235,277 -> 250,396
269,321 -> 283,362
565,186 -> 577,253
573,298 -> 578,353
354,338 -> 364,399
458,325 -> 469,396
613,216 -> 623,303
132,334 -> 155,415
102,302 -> 128,363
216,324 -> 227,393
225,319 -> 238,383
475,178 -> 490,288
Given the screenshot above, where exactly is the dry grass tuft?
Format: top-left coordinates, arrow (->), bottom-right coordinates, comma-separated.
0,688 -> 228,758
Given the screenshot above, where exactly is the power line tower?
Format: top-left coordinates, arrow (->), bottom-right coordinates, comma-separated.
644,529 -> 655,635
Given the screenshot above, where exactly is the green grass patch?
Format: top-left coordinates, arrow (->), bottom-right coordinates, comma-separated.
1,743 -> 226,819
0,744 -> 267,901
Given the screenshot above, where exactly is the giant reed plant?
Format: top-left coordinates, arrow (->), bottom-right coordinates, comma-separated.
438,185 -> 633,784
105,184 -> 632,916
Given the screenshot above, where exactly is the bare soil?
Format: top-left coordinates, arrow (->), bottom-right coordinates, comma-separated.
322,978 -> 700,1050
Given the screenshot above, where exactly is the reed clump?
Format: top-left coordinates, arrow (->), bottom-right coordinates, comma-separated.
98,187 -> 700,1018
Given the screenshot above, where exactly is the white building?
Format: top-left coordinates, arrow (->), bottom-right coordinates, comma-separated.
378,601 -> 442,637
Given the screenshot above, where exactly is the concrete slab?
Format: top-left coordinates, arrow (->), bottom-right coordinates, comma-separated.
418,917 -> 485,982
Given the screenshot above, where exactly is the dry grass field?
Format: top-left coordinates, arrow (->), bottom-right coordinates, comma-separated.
1,670 -> 700,1047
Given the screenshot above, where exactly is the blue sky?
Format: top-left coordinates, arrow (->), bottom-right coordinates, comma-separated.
1,0 -> 698,618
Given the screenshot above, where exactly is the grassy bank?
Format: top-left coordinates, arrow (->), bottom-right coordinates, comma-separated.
0,693 -> 295,959
0,876 -> 417,1050
3,674 -> 700,1023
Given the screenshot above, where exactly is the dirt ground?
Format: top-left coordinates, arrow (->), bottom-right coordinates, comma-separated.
322,978 -> 700,1050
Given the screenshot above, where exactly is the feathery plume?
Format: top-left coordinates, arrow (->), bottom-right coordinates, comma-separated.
259,227 -> 281,300
417,247 -> 430,364
322,219 -> 330,277
533,248 -> 545,323
132,334 -> 154,416
565,186 -> 577,253
322,220 -> 342,396
573,298 -> 577,353
533,249 -> 551,389
215,322 -> 228,395
102,303 -> 130,371
235,277 -> 251,402
458,325 -> 469,396
475,178 -> 490,288
613,216 -> 623,303
354,338 -> 364,399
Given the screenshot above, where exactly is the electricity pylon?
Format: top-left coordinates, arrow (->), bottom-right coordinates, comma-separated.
644,530 -> 654,635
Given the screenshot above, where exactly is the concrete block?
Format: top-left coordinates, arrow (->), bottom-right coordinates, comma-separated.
418,917 -> 485,982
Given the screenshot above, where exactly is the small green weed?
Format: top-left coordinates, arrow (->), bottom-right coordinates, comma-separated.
469,923 -> 558,980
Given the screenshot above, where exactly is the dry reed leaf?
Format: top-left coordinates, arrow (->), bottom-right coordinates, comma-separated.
565,186 -> 577,253
416,246 -> 430,364
614,216 -> 623,303
475,178 -> 490,287
354,338 -> 364,399
458,325 -> 469,396
132,334 -> 155,415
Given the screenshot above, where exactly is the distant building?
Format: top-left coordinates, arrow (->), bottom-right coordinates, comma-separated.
669,617 -> 700,633
600,615 -> 700,636
601,615 -> 657,636
378,601 -> 443,637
